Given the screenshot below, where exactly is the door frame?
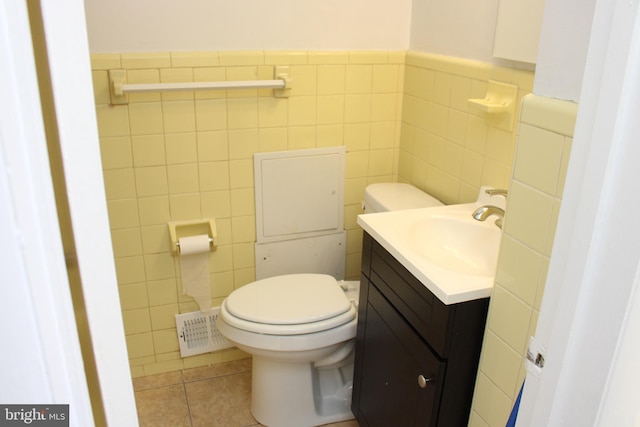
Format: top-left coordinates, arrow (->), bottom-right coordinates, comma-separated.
0,0 -> 138,424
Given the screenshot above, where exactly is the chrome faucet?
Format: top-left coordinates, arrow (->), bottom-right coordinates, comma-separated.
472,205 -> 505,228
485,188 -> 508,198
472,188 -> 507,228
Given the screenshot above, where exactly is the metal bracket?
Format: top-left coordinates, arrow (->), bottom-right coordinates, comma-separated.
108,69 -> 128,105
525,336 -> 545,379
273,65 -> 291,98
526,348 -> 545,368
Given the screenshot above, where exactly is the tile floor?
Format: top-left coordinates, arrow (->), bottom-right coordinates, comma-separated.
133,358 -> 359,427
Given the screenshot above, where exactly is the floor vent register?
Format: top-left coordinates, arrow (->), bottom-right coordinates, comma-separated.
175,308 -> 233,357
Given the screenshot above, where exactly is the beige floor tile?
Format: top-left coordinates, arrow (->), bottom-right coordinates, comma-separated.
186,372 -> 255,427
133,370 -> 183,391
135,383 -> 191,427
134,359 -> 360,427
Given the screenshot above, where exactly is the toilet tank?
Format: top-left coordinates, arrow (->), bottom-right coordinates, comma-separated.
363,183 -> 443,213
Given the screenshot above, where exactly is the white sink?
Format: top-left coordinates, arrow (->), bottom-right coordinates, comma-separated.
357,202 -> 503,305
396,208 -> 501,277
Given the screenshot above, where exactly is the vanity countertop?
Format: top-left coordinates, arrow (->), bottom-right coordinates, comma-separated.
357,202 -> 500,305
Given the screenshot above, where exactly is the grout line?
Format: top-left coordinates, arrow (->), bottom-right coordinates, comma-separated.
182,378 -> 195,427
181,359 -> 252,384
183,368 -> 252,387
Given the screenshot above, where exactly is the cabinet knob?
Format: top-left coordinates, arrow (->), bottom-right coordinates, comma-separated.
418,374 -> 433,388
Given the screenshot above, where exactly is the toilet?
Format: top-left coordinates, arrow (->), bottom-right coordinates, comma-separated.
216,182 -> 442,427
362,182 -> 443,213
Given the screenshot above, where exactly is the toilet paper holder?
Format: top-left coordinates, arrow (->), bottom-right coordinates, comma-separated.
168,219 -> 217,255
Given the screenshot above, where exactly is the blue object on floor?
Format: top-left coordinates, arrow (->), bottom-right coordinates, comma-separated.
506,381 -> 524,427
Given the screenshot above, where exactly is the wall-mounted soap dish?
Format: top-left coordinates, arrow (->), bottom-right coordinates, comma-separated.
168,219 -> 217,255
468,80 -> 518,131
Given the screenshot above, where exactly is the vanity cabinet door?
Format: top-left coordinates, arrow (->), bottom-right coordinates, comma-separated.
356,284 -> 444,427
353,233 -> 489,426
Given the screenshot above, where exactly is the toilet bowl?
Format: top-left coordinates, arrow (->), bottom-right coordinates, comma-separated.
216,274 -> 359,427
216,182 -> 442,427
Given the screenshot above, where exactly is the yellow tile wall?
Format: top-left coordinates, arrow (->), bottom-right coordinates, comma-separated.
93,50 -> 553,392
91,50 -> 405,377
399,51 -> 534,204
468,94 -> 578,427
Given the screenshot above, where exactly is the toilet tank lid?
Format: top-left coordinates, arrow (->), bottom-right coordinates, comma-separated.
364,183 -> 443,212
225,274 -> 351,325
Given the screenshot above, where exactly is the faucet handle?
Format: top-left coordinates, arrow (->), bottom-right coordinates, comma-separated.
485,188 -> 508,198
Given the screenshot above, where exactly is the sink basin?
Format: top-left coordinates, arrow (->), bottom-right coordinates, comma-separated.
396,210 -> 501,277
357,201 -> 503,304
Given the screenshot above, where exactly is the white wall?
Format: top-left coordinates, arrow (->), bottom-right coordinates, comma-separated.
84,0 -> 502,64
83,0 -> 412,52
534,0 -> 596,101
408,0 -> 597,102
409,0 -> 502,63
84,0 -> 597,102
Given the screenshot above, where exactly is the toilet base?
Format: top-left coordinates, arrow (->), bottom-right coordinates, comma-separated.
250,355 -> 355,427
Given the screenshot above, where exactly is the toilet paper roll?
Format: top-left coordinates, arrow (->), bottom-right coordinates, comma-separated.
178,234 -> 212,312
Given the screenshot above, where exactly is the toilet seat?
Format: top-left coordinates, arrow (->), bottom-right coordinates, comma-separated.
221,274 -> 356,336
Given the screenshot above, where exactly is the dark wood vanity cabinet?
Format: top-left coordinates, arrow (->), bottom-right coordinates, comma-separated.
352,232 -> 489,427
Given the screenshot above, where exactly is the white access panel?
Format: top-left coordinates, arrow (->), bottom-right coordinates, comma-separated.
255,231 -> 346,280
254,147 -> 345,243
